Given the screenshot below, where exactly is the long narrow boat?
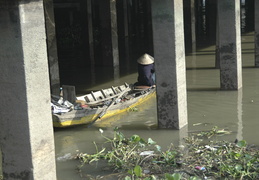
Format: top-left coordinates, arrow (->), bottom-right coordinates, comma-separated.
51,83 -> 156,128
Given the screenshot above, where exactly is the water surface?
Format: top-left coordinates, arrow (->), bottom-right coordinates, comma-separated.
55,32 -> 259,179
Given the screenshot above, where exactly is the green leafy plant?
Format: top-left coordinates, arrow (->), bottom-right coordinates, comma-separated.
128,107 -> 139,112
77,127 -> 259,180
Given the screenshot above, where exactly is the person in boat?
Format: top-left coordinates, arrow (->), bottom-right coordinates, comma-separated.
134,53 -> 156,87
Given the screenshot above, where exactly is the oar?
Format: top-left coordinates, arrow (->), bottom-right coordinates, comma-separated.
87,87 -> 131,127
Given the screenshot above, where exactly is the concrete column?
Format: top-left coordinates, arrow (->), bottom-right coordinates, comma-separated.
87,0 -> 96,84
205,0 -> 217,42
44,0 -> 60,96
218,0 -> 242,90
151,0 -> 188,129
0,1 -> 56,179
245,0 -> 254,32
110,0 -> 120,81
195,0 -> 205,39
255,0 -> 259,66
123,0 -> 131,73
215,3 -> 220,69
98,0 -> 120,81
117,0 -> 131,73
122,0 -> 129,37
183,0 -> 196,52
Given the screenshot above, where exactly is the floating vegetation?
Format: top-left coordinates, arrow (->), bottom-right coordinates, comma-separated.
127,106 -> 139,112
77,126 -> 259,180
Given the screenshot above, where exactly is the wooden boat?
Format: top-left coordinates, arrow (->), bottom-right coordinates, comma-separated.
51,83 -> 156,128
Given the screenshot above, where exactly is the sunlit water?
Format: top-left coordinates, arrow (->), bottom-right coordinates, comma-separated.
53,32 -> 259,180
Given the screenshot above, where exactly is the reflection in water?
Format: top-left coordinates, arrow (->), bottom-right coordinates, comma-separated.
0,149 -> 2,176
237,88 -> 243,142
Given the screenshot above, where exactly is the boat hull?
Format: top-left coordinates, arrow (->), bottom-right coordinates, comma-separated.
53,88 -> 156,128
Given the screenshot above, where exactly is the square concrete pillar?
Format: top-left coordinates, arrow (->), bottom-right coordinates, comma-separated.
255,0 -> 259,66
151,0 -> 188,129
97,0 -> 120,80
183,0 -> 197,52
44,0 -> 60,96
217,0 -> 242,90
0,1 -> 56,179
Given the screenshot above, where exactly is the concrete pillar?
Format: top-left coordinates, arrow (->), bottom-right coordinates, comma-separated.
0,1 -> 56,179
217,0 -> 242,90
215,2 -> 220,69
110,0 -> 120,81
183,0 -> 196,52
44,0 -> 60,96
245,0 -> 254,32
98,0 -> 120,81
86,0 -> 96,84
122,0 -> 131,72
121,0 -> 129,37
117,0 -> 131,73
151,0 -> 188,129
255,0 -> 259,66
205,0 -> 217,42
195,0 -> 205,39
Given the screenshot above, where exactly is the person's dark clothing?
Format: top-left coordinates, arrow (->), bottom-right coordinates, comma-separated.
136,63 -> 155,86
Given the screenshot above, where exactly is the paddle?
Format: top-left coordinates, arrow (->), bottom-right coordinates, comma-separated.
87,86 -> 131,127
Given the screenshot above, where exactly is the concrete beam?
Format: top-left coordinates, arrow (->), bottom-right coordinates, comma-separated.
217,0 -> 242,90
0,1 -> 56,179
151,0 -> 188,129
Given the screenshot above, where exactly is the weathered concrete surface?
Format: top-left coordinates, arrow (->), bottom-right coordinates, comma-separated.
110,0 -> 120,81
255,0 -> 259,66
87,0 -> 96,84
151,0 -> 188,129
44,0 -> 60,95
217,0 -> 242,90
94,0 -> 120,81
0,1 -> 56,179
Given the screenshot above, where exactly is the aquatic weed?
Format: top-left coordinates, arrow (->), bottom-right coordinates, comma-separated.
127,107 -> 139,112
77,126 -> 259,180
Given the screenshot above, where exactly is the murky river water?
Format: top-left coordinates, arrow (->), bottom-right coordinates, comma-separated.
53,32 -> 259,179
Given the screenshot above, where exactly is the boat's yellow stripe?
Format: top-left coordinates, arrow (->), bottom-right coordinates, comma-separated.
53,91 -> 156,128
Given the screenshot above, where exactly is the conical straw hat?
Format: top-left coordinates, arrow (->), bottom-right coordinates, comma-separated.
137,53 -> 154,65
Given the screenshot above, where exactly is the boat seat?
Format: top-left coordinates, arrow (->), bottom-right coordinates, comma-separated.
84,83 -> 130,104
133,85 -> 151,91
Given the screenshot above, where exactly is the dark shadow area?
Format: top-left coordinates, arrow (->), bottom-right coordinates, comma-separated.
51,0 -> 255,94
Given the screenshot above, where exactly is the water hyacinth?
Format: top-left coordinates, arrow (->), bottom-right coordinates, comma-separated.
76,126 -> 259,180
